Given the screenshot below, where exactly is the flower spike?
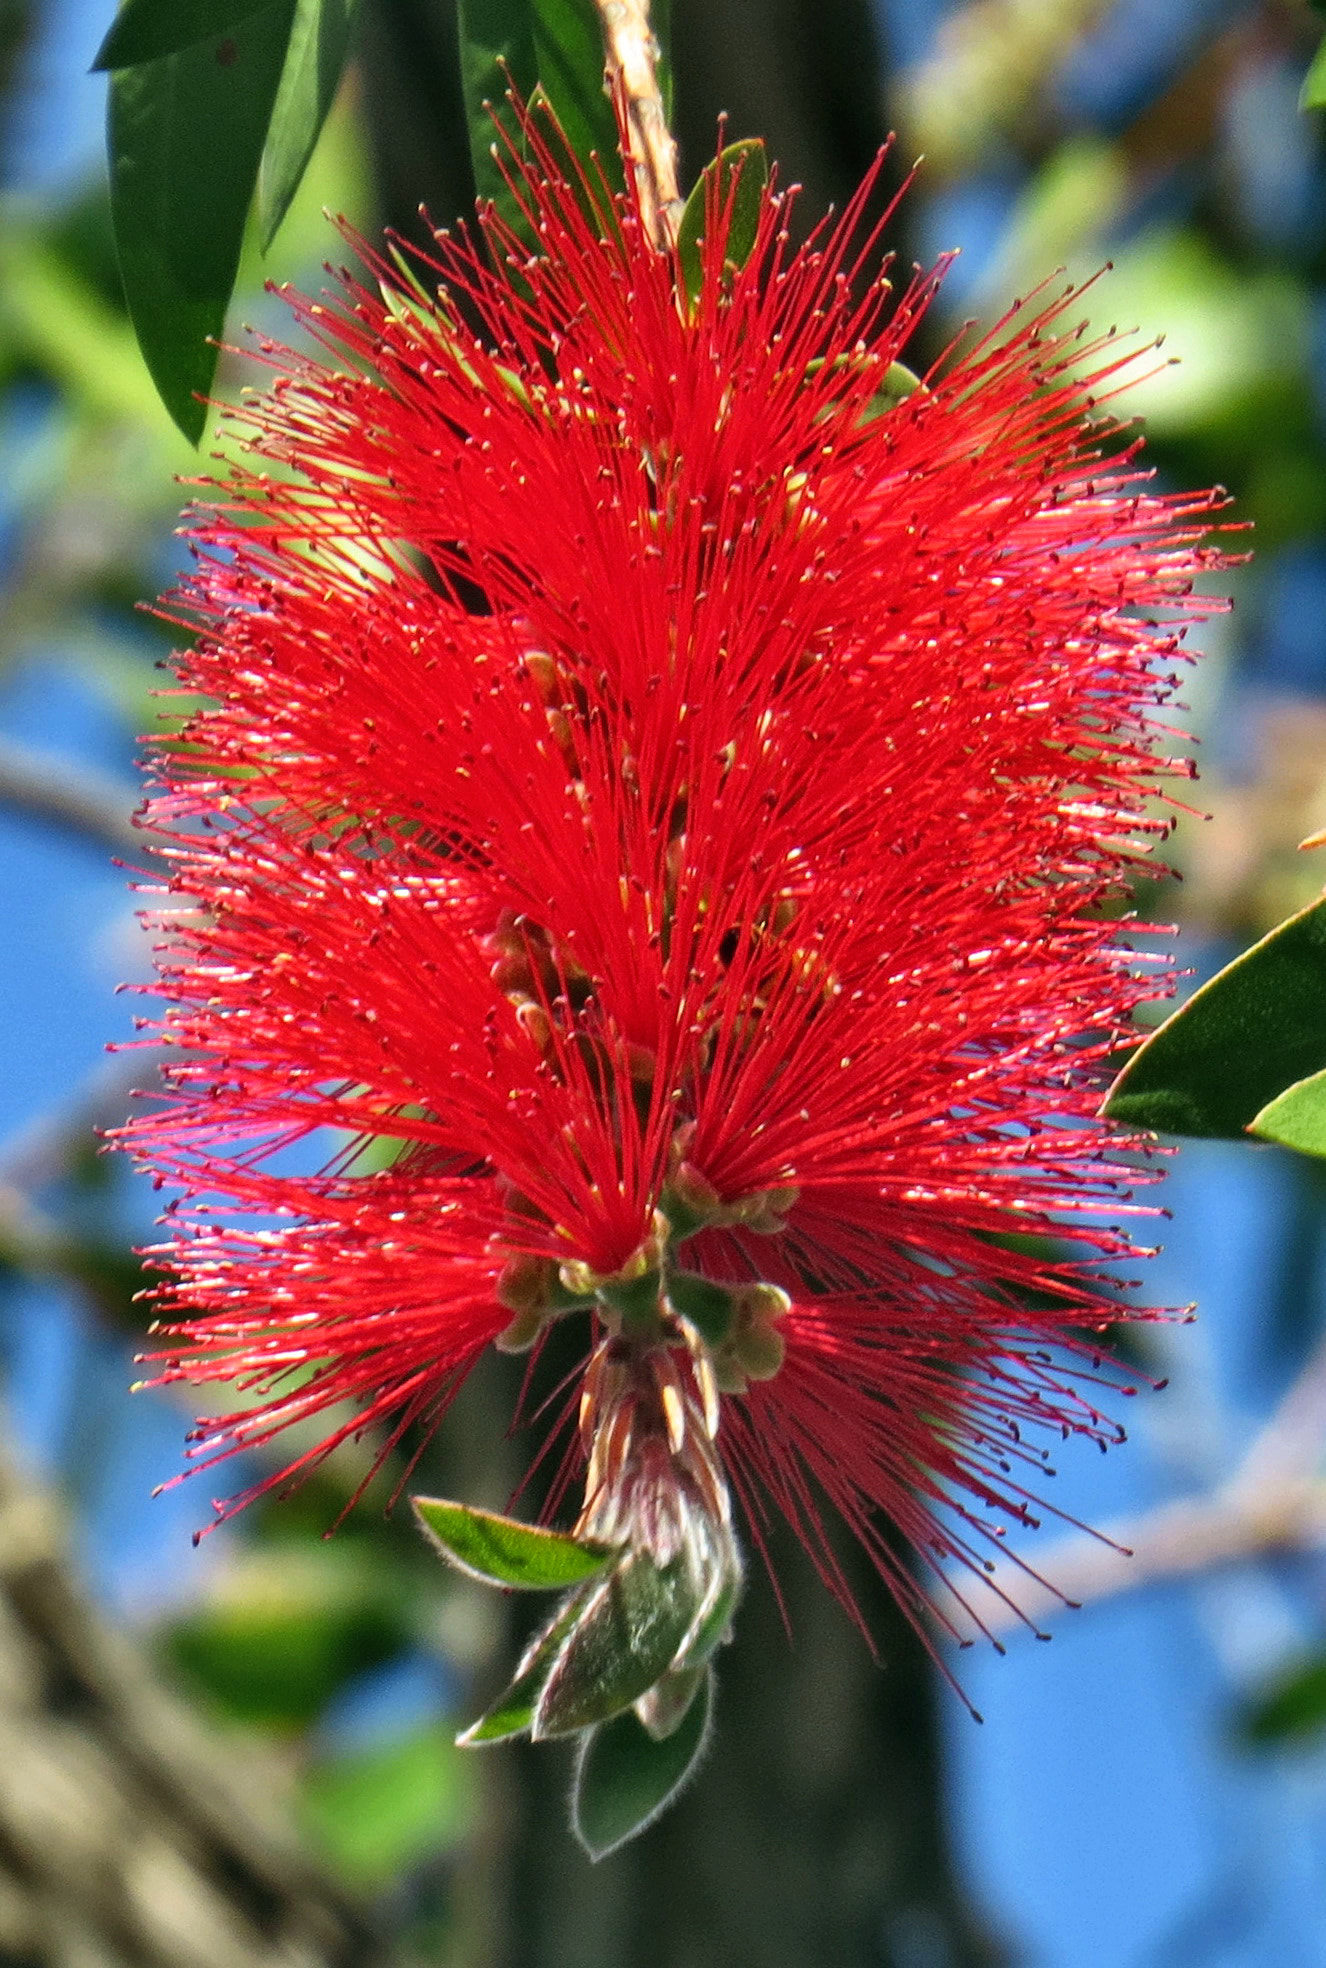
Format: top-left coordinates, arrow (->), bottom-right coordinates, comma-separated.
120,99 -> 1229,1848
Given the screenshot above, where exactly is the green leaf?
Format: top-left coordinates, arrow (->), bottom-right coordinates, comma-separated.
298,1726 -> 471,1884
412,1496 -> 614,1590
456,0 -> 622,230
107,0 -> 298,441
572,1667 -> 712,1860
532,1550 -> 698,1738
1301,36 -> 1326,113
1239,1655 -> 1326,1745
256,0 -> 357,250
92,0 -> 279,69
1249,1067 -> 1326,1157
676,139 -> 768,304
456,1592 -> 589,1744
1104,899 -> 1326,1139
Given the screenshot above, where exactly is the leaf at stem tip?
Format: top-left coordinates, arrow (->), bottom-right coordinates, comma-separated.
411,1495 -> 614,1590
92,0 -> 280,69
572,1668 -> 713,1860
257,0 -> 358,250
1103,897 -> 1326,1141
676,139 -> 769,304
107,0 -> 298,441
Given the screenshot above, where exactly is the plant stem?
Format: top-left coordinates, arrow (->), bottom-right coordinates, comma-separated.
593,0 -> 681,250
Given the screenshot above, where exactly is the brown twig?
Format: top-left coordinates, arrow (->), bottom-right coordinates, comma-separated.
0,736 -> 154,862
593,0 -> 682,250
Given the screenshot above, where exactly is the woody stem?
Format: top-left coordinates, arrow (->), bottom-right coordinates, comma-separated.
593,0 -> 682,251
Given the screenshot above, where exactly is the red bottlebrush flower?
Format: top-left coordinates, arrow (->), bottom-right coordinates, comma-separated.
125,116 -> 1225,1703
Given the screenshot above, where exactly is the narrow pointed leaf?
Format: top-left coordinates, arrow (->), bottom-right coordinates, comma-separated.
456,0 -> 622,233
1104,898 -> 1326,1139
676,139 -> 768,303
532,1551 -> 697,1738
456,1594 -> 588,1744
412,1496 -> 613,1590
108,0 -> 297,441
572,1668 -> 713,1860
1250,1067 -> 1326,1158
257,0 -> 357,250
92,0 -> 279,69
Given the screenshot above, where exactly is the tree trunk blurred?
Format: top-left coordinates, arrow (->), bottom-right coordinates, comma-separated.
0,1451 -> 392,1968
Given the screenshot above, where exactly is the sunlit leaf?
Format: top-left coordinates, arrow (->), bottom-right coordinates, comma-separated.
257,0 -> 358,250
676,139 -> 768,303
107,0 -> 297,440
92,0 -> 279,69
1249,1066 -> 1326,1158
572,1668 -> 712,1860
412,1495 -> 614,1589
1104,899 -> 1326,1139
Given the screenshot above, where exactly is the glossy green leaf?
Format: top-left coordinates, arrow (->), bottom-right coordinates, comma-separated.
572,1668 -> 713,1860
1104,898 -> 1326,1139
257,0 -> 357,249
412,1495 -> 613,1590
676,139 -> 768,303
456,0 -> 622,231
107,0 -> 297,440
533,1551 -> 697,1738
92,0 -> 279,69
1249,1067 -> 1326,1157
1301,36 -> 1326,112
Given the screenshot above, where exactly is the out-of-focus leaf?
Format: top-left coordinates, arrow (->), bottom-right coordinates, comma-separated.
298,1726 -> 471,1883
456,0 -> 623,230
1104,899 -> 1326,1139
572,1668 -> 712,1860
1239,1656 -> 1326,1745
92,0 -> 280,69
0,224 -> 184,435
162,1551 -> 413,1727
676,138 -> 767,302
107,0 -> 297,441
257,0 -> 357,249
1301,37 -> 1326,113
413,1496 -> 614,1590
